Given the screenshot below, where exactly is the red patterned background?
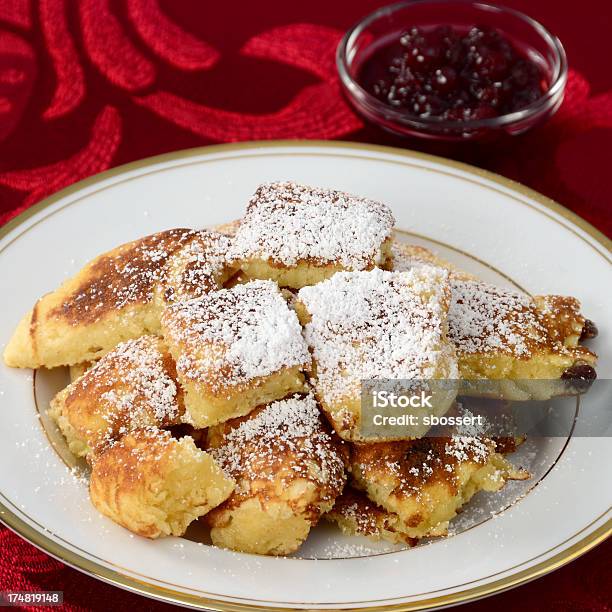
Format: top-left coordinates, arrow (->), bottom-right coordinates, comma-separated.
0,0 -> 610,610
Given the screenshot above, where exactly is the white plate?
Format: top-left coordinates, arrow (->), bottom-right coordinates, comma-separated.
0,141 -> 610,611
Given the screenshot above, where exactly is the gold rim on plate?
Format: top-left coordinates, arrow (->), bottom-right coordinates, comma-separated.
0,140 -> 610,611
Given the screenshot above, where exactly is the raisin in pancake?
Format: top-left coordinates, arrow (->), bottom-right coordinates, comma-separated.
295,268 -> 458,442
351,437 -> 528,539
205,394 -> 348,555
50,336 -> 183,458
4,228 -> 232,369
325,487 -> 416,546
449,279 -> 598,399
228,182 -> 395,288
160,280 -> 311,428
89,427 -> 234,538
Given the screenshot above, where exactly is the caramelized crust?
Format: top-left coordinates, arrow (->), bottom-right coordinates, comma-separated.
449,280 -> 597,393
49,336 -> 184,457
534,295 -> 586,347
4,229 -> 233,368
351,437 -> 528,538
51,229 -> 193,325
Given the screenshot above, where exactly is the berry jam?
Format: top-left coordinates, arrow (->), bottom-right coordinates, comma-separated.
359,25 -> 547,121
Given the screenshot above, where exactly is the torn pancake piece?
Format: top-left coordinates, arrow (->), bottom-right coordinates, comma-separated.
325,487 -> 416,546
163,229 -> 234,302
89,427 -> 234,538
351,436 -> 529,539
161,280 -> 311,427
205,393 -> 348,555
449,279 -> 597,398
4,229 -> 233,368
49,335 -> 183,458
228,182 -> 395,288
295,268 -> 458,441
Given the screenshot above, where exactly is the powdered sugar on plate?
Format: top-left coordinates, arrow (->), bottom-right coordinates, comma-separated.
228,182 -> 395,268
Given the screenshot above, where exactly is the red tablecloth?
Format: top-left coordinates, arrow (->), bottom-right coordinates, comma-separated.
0,1 -> 610,610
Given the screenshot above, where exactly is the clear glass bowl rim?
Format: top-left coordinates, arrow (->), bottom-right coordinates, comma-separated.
336,0 -> 569,131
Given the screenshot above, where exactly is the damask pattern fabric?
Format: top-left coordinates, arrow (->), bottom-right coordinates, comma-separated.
0,0 -> 609,609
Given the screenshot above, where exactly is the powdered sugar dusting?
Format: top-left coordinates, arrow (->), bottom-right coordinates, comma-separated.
353,436 -> 493,501
210,393 -> 346,490
162,280 -> 310,388
80,336 -> 179,423
391,242 -> 444,273
326,488 -> 413,544
444,435 -> 490,463
55,228 -> 233,324
297,268 -> 457,403
95,426 -> 192,472
390,241 -> 475,281
449,280 -> 549,356
56,229 -> 194,324
165,230 -> 231,301
229,182 -> 395,268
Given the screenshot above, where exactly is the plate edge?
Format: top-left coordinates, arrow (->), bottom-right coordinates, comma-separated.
0,139 -> 610,611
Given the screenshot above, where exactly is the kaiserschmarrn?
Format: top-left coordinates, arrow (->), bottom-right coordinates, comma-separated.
160,280 -> 311,427
3,181 -> 600,556
229,182 -> 395,288
205,393 -> 347,555
295,267 -> 459,441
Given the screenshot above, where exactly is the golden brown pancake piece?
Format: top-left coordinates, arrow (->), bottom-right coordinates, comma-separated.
205,394 -> 348,555
163,229 -> 234,302
326,487 -> 416,546
49,335 -> 184,458
351,436 -> 528,538
4,228 -> 232,368
228,182 -> 395,288
295,268 -> 458,442
89,427 -> 234,538
160,280 -> 311,428
449,280 -> 597,398
389,243 -> 597,394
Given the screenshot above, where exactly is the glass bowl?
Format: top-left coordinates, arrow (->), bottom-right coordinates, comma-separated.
336,0 -> 568,141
